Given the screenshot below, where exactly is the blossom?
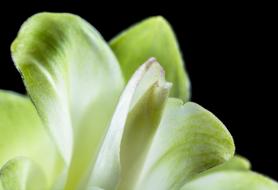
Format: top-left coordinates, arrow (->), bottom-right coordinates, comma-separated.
0,13 -> 277,190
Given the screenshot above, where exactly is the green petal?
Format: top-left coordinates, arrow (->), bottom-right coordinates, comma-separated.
187,155 -> 251,183
0,90 -> 64,188
0,157 -> 47,190
110,16 -> 190,101
207,155 -> 251,172
119,99 -> 235,190
11,13 -> 124,189
88,58 -> 171,190
87,187 -> 104,190
181,171 -> 278,190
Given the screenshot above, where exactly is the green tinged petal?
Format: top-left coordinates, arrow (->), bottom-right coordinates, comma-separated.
186,155 -> 251,183
207,155 -> 251,172
0,157 -> 47,190
182,155 -> 277,190
110,16 -> 190,101
86,187 -> 104,190
0,90 -> 63,188
181,171 -> 278,190
118,99 -> 234,190
9,12 -> 276,190
11,13 -> 124,189
88,58 -> 171,190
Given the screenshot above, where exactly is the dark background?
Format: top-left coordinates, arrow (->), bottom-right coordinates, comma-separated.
1,1 -> 276,180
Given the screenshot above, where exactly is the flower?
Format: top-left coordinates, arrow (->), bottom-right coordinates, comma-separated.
0,13 -> 277,190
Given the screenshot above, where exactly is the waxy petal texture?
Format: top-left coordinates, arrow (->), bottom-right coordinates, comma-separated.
12,13 -> 124,189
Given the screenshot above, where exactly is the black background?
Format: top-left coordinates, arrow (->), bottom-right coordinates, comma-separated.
1,1 -> 276,180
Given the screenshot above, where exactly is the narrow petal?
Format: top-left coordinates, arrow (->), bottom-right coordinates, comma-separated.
88,58 -> 171,189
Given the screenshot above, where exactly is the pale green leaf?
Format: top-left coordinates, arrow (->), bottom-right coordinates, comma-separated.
119,99 -> 234,190
110,16 -> 190,101
181,171 -> 278,190
0,157 -> 47,190
88,58 -> 171,190
0,90 -> 64,188
11,13 -> 124,189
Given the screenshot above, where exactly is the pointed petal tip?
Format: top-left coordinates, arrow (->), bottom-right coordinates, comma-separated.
148,15 -> 168,24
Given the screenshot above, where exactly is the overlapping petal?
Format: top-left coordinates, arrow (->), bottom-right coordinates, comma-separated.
88,58 -> 171,189
181,170 -> 278,190
0,12 -> 275,190
0,91 -> 63,188
0,157 -> 47,190
11,13 -> 124,189
110,16 -> 190,101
